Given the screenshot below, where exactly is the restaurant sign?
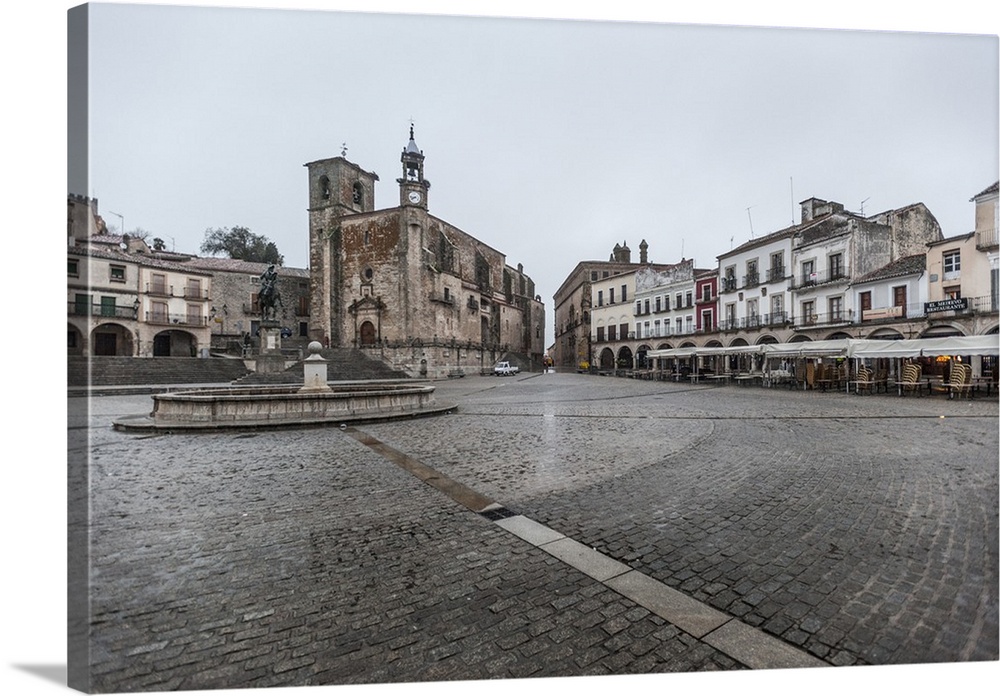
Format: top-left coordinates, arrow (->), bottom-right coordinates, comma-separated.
924,297 -> 968,313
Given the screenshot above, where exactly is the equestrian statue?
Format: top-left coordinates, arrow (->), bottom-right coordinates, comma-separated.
258,264 -> 284,321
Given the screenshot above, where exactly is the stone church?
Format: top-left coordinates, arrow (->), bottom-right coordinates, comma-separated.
305,128 -> 545,378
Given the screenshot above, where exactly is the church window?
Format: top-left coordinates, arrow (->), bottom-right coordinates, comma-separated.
353,182 -> 364,206
319,175 -> 331,200
476,255 -> 491,293
439,231 -> 454,272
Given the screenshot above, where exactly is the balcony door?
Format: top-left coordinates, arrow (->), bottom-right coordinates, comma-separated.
893,286 -> 907,318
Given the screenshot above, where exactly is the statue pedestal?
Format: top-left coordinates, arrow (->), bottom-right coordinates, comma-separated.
255,321 -> 286,375
299,341 -> 332,393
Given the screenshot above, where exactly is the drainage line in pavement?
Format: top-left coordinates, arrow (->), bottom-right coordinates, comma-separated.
454,411 -> 996,421
340,427 -> 498,514
340,425 -> 828,672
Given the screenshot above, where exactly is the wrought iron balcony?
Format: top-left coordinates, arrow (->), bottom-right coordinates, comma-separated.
183,286 -> 210,300
145,311 -> 208,327
789,267 -> 850,289
717,312 -> 791,331
793,310 -> 852,327
68,302 -> 138,320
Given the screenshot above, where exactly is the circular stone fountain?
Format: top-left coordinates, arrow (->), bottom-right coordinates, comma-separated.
112,342 -> 455,432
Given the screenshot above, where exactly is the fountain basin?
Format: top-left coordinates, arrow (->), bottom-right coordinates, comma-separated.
112,381 -> 454,432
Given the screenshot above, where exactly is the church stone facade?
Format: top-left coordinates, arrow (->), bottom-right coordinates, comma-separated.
306,129 -> 545,378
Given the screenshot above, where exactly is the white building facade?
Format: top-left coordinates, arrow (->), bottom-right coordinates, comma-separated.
632,260 -> 700,343
717,229 -> 794,337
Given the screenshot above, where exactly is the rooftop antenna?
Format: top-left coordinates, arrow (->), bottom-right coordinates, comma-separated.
746,206 -> 755,238
790,177 -> 795,225
108,210 -> 124,237
860,197 -> 870,216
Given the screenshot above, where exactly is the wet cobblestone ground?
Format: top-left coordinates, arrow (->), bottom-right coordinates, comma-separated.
73,373 -> 998,691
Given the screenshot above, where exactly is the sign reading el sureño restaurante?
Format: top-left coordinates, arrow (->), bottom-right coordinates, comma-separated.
924,297 -> 969,313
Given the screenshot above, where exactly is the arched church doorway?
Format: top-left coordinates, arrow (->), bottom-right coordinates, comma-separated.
359,320 -> 376,346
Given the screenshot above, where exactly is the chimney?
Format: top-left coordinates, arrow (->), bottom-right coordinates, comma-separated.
800,197 -> 844,222
800,197 -> 822,222
639,239 -> 648,264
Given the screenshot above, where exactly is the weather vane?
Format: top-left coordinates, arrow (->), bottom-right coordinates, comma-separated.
341,142 -> 348,157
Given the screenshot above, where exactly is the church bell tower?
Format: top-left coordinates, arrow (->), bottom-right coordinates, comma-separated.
398,124 -> 430,209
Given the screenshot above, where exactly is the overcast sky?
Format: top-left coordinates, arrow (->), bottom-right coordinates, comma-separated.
72,1 -> 998,351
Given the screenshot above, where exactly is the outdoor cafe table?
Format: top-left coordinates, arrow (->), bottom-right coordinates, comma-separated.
763,370 -> 793,388
733,373 -> 762,387
972,376 -> 996,396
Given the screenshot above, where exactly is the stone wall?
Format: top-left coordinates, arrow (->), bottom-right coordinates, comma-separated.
361,342 -> 511,380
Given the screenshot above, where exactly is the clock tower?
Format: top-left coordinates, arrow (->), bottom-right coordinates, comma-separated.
398,124 -> 430,209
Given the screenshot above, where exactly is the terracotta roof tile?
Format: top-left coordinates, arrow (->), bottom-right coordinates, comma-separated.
971,181 -> 999,200
183,257 -> 309,277
719,213 -> 834,259
853,254 -> 925,284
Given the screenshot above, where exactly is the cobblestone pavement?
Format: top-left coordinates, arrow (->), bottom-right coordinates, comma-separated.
72,373 -> 999,691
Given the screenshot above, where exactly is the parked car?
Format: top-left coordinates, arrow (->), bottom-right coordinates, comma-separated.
493,361 -> 520,376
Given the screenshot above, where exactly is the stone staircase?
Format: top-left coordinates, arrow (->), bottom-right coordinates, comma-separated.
68,356 -> 252,388
234,348 -> 411,386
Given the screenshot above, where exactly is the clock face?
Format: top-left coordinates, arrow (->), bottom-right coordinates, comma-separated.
408,191 -> 422,204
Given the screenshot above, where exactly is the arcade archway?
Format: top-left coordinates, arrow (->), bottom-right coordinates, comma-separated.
91,322 -> 135,356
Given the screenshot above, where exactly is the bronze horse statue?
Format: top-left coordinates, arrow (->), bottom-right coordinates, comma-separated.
258,264 -> 283,321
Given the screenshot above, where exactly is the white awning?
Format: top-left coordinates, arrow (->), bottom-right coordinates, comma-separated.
848,335 -> 999,358
646,335 -> 998,361
646,344 -> 765,359
759,340 -> 849,358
